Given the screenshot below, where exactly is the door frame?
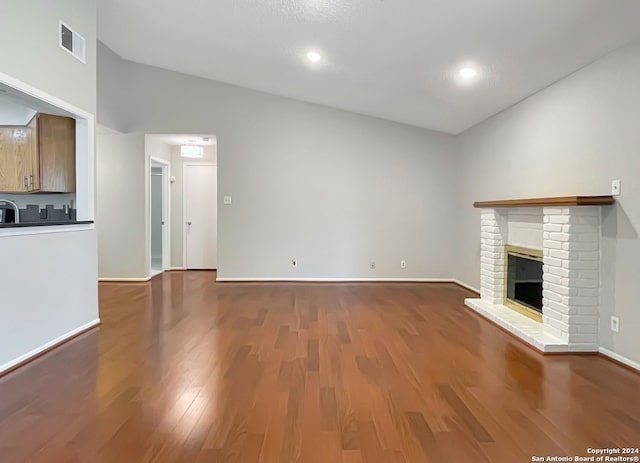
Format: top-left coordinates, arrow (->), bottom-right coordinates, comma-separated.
149,156 -> 171,273
182,161 -> 217,270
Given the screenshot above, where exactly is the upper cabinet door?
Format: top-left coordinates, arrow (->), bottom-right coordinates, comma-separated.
0,126 -> 36,192
37,114 -> 76,193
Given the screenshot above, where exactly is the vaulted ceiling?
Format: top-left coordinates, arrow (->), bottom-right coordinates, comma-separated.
98,0 -> 640,134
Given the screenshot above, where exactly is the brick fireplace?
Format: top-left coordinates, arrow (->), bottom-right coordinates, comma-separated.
465,196 -> 614,353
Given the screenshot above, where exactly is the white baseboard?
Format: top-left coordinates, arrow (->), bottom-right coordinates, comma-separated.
217,277 -> 472,284
599,347 -> 640,372
0,318 -> 101,375
452,279 -> 480,293
168,267 -> 187,271
98,276 -> 151,282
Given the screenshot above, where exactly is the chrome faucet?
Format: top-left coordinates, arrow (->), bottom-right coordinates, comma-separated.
0,199 -> 20,224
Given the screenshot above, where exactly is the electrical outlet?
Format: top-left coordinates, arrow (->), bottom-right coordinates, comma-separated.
223,195 -> 233,205
611,179 -> 621,196
369,261 -> 376,270
400,260 -> 407,269
291,259 -> 297,269
610,316 -> 620,333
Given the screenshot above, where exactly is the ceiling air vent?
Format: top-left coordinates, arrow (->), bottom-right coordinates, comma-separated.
59,21 -> 86,63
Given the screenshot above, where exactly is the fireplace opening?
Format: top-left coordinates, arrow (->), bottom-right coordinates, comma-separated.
504,245 -> 543,321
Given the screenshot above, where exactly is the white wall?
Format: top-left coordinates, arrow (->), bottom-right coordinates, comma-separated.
0,0 -> 96,115
145,136 -> 172,163
97,37 -> 127,133
456,40 -> 640,365
96,130 -> 146,278
0,1 -> 98,373
0,228 -> 98,371
97,43 -> 458,280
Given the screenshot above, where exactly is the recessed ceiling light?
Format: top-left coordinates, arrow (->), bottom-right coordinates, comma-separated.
459,67 -> 478,79
306,51 -> 322,63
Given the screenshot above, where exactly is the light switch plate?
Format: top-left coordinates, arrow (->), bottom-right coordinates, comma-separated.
223,195 -> 232,205
611,179 -> 621,196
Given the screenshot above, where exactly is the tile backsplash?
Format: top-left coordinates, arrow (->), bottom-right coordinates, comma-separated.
0,193 -> 75,208
19,204 -> 77,222
0,193 -> 77,222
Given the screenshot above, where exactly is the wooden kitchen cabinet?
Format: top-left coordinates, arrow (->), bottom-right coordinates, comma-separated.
0,113 -> 76,193
35,114 -> 76,192
0,126 -> 36,192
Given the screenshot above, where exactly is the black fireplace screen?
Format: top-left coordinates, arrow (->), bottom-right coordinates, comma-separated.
506,252 -> 543,313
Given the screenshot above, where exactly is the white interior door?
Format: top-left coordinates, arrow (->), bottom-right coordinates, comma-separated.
184,164 -> 217,269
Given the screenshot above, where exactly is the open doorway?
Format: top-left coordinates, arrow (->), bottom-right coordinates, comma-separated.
149,157 -> 170,277
145,134 -> 217,276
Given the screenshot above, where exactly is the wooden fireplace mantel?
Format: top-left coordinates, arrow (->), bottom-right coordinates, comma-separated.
473,195 -> 615,208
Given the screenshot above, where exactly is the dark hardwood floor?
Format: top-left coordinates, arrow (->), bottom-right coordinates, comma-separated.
0,271 -> 638,462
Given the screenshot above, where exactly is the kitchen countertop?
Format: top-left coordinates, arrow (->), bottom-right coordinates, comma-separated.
0,220 -> 94,228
